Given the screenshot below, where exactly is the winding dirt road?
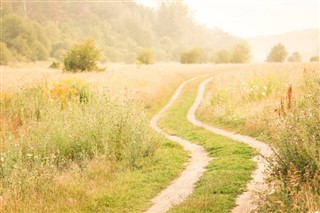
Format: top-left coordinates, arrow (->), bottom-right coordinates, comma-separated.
145,76 -> 272,213
188,77 -> 273,213
145,77 -> 212,213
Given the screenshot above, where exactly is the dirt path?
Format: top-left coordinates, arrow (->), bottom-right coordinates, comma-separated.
145,77 -> 212,213
187,77 -> 273,213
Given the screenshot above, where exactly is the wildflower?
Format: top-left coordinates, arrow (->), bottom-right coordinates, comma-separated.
263,86 -> 267,90
26,153 -> 33,158
262,92 -> 266,96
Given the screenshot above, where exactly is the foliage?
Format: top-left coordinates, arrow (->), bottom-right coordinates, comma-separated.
266,43 -> 288,62
136,49 -> 154,65
270,71 -> 320,182
212,41 -> 250,64
51,78 -> 90,106
49,61 -> 61,69
197,64 -> 320,211
258,71 -> 320,212
287,51 -> 301,62
0,42 -> 13,65
180,48 -> 205,64
2,2 -> 241,63
64,39 -> 101,72
212,49 -> 231,64
1,14 -> 51,62
310,55 -> 319,62
231,41 -> 251,63
0,81 -> 161,209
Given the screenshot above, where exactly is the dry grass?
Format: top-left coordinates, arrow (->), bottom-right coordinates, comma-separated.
197,62 -> 319,136
197,62 -> 320,212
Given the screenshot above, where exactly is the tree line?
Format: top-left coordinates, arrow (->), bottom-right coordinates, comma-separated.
0,1 -> 242,65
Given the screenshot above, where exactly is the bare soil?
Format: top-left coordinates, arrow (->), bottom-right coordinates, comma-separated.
145,77 -> 212,213
188,77 -> 273,213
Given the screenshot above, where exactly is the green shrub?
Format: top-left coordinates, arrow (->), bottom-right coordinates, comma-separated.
271,72 -> 320,180
64,39 -> 101,72
231,41 -> 251,63
0,42 -> 12,65
212,49 -> 231,64
180,48 -> 204,64
266,43 -> 288,62
287,51 -> 301,62
49,61 -> 61,69
136,49 -> 154,65
51,78 -> 91,105
310,56 -> 319,62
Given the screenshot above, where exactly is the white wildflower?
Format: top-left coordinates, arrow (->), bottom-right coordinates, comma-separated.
262,92 -> 266,96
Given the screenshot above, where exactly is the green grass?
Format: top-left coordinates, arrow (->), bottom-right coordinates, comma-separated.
0,79 -> 188,212
158,79 -> 256,212
197,65 -> 320,212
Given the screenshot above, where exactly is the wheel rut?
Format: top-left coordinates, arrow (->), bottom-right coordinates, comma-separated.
145,77 -> 211,213
145,76 -> 272,213
188,77 -> 273,213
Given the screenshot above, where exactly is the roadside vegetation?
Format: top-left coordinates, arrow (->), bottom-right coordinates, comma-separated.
198,63 -> 320,212
158,79 -> 256,212
0,78 -> 187,212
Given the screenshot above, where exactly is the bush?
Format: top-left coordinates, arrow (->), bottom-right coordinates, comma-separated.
231,41 -> 251,63
266,43 -> 288,62
310,56 -> 319,62
136,49 -> 154,65
287,51 -> 301,62
49,61 -> 61,69
212,49 -> 231,64
180,48 -> 204,64
51,78 -> 90,106
64,39 -> 101,72
260,72 -> 320,212
0,42 -> 12,65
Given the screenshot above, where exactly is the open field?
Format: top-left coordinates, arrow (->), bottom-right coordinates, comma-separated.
197,62 -> 320,212
1,62 -> 319,212
2,1 -> 318,212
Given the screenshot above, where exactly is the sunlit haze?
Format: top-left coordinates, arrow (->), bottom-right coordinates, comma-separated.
136,0 -> 319,37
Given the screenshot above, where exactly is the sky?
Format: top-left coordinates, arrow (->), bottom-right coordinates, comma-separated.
136,0 -> 319,37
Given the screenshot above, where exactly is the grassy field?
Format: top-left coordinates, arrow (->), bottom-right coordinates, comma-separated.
0,62 -> 229,211
1,62 -> 318,212
158,79 -> 256,212
0,77 -> 189,212
197,62 -> 320,212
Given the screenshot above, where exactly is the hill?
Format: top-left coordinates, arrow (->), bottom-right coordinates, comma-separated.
248,29 -> 319,62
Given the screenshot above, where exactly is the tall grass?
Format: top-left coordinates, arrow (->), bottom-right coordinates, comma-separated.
0,78 -> 159,210
198,64 -> 320,212
258,70 -> 320,212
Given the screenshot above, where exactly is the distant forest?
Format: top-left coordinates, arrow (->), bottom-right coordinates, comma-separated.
1,1 -> 242,64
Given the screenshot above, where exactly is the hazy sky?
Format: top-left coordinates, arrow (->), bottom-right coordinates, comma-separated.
136,0 -> 319,37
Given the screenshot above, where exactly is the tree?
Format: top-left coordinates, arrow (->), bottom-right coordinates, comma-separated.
64,39 -> 101,72
0,42 -> 13,65
136,49 -> 154,65
180,48 -> 205,64
213,49 -> 231,64
266,43 -> 288,62
231,41 -> 250,63
287,52 -> 301,62
310,56 -> 319,62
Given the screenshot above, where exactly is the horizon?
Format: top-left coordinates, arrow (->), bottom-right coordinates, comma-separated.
136,0 -> 319,38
